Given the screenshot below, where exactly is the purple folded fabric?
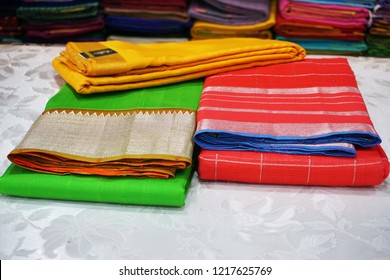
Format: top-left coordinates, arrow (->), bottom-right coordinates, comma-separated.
206,0 -> 269,14
374,4 -> 390,18
188,0 -> 270,26
23,17 -> 105,38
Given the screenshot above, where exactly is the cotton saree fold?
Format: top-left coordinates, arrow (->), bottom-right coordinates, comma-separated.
194,58 -> 381,157
0,163 -> 193,206
188,0 -> 270,26
190,0 -> 276,40
291,0 -> 376,9
52,38 -> 306,94
275,0 -> 368,41
22,17 -> 105,39
105,15 -> 192,35
8,80 -> 203,178
280,0 -> 370,26
275,36 -> 367,55
198,146 -> 389,187
16,1 -> 100,21
274,16 -> 366,41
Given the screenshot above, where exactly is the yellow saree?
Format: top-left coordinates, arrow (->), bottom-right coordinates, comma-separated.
52,37 -> 306,94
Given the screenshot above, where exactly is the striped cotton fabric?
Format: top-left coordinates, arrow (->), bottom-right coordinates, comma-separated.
194,58 -> 381,157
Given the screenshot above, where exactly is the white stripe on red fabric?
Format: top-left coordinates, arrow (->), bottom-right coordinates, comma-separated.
198,106 -> 369,117
203,86 -> 361,95
197,119 -> 377,138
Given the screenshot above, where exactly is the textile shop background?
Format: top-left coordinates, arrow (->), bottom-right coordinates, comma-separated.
1,0 -> 389,57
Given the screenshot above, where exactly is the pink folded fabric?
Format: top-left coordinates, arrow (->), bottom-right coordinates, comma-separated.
275,15 -> 366,41
279,0 -> 370,28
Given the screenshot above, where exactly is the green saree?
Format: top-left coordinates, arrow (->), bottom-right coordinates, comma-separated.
0,79 -> 203,206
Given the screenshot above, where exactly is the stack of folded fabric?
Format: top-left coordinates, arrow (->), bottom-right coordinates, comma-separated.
189,0 -> 276,40
0,38 -> 306,206
367,1 -> 390,57
0,0 -> 22,43
16,0 -> 106,43
195,57 -> 389,187
102,0 -> 192,39
274,0 -> 372,55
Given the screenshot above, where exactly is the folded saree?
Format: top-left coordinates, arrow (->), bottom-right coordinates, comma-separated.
104,7 -> 190,23
194,58 -> 381,157
8,80 -> 203,178
275,36 -> 367,55
22,17 -> 105,38
52,38 -> 306,94
378,0 -> 390,7
276,0 -> 368,41
105,15 -> 192,35
370,20 -> 390,37
16,1 -> 99,21
0,161 -> 193,206
198,146 -> 389,187
279,0 -> 370,26
291,0 -> 376,9
275,16 -> 366,41
188,0 -> 270,26
367,34 -> 390,57
102,0 -> 188,13
190,0 -> 276,40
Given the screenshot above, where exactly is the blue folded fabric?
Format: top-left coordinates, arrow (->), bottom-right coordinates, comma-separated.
194,131 -> 381,157
378,0 -> 390,7
106,15 -> 193,35
276,36 -> 368,54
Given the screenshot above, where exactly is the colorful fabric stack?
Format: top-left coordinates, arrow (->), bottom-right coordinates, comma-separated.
0,0 -> 22,42
367,1 -> 390,57
189,0 -> 275,39
51,38 -> 306,94
16,0 -> 105,43
102,0 -> 192,38
195,58 -> 389,186
274,0 -> 372,55
0,38 -> 306,206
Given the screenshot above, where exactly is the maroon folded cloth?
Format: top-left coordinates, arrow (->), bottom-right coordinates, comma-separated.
0,16 -> 22,36
102,0 -> 188,13
22,17 -> 105,38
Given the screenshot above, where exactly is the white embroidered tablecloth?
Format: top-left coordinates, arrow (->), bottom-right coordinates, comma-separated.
0,44 -> 389,260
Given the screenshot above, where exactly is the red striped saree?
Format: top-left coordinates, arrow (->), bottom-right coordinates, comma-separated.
194,57 -> 389,186
194,58 -> 381,157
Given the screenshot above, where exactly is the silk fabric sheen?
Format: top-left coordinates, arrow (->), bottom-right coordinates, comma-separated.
194,58 -> 381,157
0,163 -> 193,206
8,80 -> 203,178
52,38 -> 306,94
